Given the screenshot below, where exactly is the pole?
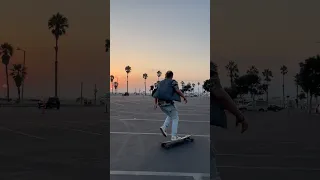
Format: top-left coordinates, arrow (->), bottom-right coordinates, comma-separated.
21,50 -> 26,102
94,84 -> 97,105
80,82 -> 83,105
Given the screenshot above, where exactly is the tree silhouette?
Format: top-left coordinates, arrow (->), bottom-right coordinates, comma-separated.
143,73 -> 148,95
294,73 -> 300,99
280,65 -> 288,107
297,56 -> 320,113
157,70 -> 162,81
48,12 -> 69,97
262,69 -> 273,102
247,66 -> 259,75
10,64 -> 26,102
149,85 -> 154,94
192,83 -> 195,93
1,43 -> 14,101
181,81 -> 185,89
114,82 -> 118,94
225,61 -> 239,86
110,75 -> 114,94
197,82 -> 200,95
125,66 -> 131,93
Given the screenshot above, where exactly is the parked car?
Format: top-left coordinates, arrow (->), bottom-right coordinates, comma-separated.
268,104 -> 283,112
239,100 -> 269,112
122,92 -> 129,96
38,97 -> 60,109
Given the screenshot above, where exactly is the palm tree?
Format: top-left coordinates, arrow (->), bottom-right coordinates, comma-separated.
114,82 -> 118,94
225,61 -> 239,86
262,69 -> 273,102
110,75 -> 114,94
247,66 -> 259,75
105,39 -> 110,52
1,43 -> 14,101
181,81 -> 185,89
294,73 -> 300,99
125,66 -> 131,93
192,83 -> 195,93
280,65 -> 288,107
197,82 -> 200,95
157,70 -> 162,81
48,12 -> 69,97
10,64 -> 26,102
143,73 -> 148,95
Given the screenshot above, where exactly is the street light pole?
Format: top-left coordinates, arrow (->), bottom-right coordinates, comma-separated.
17,47 -> 26,102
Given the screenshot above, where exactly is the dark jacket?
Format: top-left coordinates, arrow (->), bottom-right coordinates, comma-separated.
152,79 -> 181,102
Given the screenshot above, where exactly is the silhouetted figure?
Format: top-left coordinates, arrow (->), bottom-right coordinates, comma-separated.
210,61 -> 248,180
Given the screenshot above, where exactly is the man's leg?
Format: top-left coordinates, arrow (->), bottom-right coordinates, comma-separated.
162,116 -> 171,129
170,104 -> 179,138
159,105 -> 172,137
210,125 -> 221,180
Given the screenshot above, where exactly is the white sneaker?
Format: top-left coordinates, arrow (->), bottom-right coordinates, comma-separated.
160,126 -> 167,137
171,135 -> 182,141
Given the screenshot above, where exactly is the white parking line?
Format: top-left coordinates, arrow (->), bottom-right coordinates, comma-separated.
110,170 -> 210,180
216,153 -> 320,159
111,102 -> 125,106
0,126 -> 45,140
111,110 -> 207,116
116,118 -> 209,123
217,165 -> 320,171
110,131 -> 209,137
23,121 -> 102,136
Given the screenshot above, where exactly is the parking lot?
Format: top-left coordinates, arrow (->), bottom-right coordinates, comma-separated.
1,96 -> 319,180
110,95 -> 210,180
0,106 -> 108,180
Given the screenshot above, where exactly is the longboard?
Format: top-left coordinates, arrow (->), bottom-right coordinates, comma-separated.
161,135 -> 194,149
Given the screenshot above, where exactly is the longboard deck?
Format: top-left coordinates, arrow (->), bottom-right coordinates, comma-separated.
161,135 -> 194,149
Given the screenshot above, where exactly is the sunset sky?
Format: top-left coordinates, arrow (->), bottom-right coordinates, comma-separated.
212,0 -> 320,97
110,0 -> 210,93
0,0 -> 109,99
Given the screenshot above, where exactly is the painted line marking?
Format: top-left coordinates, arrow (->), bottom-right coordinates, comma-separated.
111,102 -> 124,106
23,121 -> 102,136
216,153 -> 320,159
115,118 -> 209,123
110,131 -> 209,137
111,110 -> 207,116
0,126 -> 45,140
217,165 -> 320,171
110,170 -> 209,179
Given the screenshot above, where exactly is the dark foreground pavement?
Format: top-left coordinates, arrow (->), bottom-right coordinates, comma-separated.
0,107 -> 109,180
213,109 -> 320,180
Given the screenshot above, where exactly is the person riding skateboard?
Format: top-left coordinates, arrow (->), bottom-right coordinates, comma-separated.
153,70 -> 187,141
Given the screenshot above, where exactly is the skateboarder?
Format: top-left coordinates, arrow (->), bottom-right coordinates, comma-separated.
153,70 -> 187,141
210,61 -> 248,180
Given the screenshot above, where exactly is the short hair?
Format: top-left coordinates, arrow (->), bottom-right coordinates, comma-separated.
165,71 -> 173,78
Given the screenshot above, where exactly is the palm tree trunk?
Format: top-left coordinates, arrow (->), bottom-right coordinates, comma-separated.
5,65 -> 9,102
296,85 -> 298,99
309,93 -> 312,114
55,38 -> 58,97
111,82 -> 113,94
17,87 -> 21,102
144,80 -> 146,95
126,73 -> 129,93
282,75 -> 285,107
266,90 -> 269,103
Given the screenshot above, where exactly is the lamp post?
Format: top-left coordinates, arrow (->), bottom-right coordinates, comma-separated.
17,47 -> 26,102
